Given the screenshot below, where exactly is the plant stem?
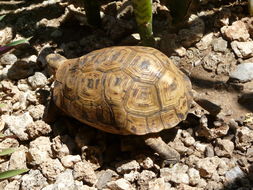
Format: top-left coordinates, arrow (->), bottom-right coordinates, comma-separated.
83,0 -> 101,27
132,0 -> 154,46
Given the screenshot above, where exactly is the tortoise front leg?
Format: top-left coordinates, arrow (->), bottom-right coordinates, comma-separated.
132,0 -> 155,46
143,133 -> 180,164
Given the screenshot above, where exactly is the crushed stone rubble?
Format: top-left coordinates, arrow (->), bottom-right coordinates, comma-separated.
0,0 -> 253,190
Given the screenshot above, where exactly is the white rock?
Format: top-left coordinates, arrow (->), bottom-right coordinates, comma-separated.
8,147 -> 27,170
212,37 -> 228,52
137,170 -> 156,188
225,166 -> 245,183
73,161 -> 97,185
194,142 -> 207,153
2,112 -> 33,140
230,63 -> 253,82
61,155 -> 82,168
0,27 -> 13,45
21,169 -> 48,190
0,138 -> 19,149
27,104 -> 45,120
0,54 -> 17,66
123,171 -> 139,182
42,169 -> 76,190
40,158 -> 65,181
136,155 -> 154,169
3,180 -> 19,190
28,72 -> 48,89
28,136 -> 53,165
107,178 -> 135,190
196,33 -> 214,50
96,169 -> 119,189
187,168 -> 200,185
231,41 -> 253,58
116,160 -> 140,174
160,163 -> 189,184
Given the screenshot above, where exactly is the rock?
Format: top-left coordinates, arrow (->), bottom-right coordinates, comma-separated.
214,138 -> 234,157
195,115 -> 229,140
212,37 -> 227,53
107,178 -> 135,190
0,54 -> 17,66
61,155 -> 82,168
96,169 -> 118,189
21,169 -> 48,190
229,63 -> 253,82
17,81 -> 30,92
176,184 -> 202,190
123,171 -> 139,182
26,120 -> 51,139
179,15 -> 205,47
52,136 -> 70,158
3,180 -> 20,190
0,27 -> 13,45
2,112 -> 33,140
231,41 -> 253,58
27,104 -> 45,120
28,72 -> 48,89
148,178 -> 167,190
217,158 -> 229,176
200,142 -> 211,156
194,142 -> 207,153
182,136 -> 195,147
7,60 -> 35,80
136,155 -> 154,169
160,163 -> 189,184
8,147 -> 27,170
28,136 -> 53,165
235,126 -> 253,151
116,160 -> 140,174
0,138 -> 19,149
44,169 -> 76,190
137,170 -> 156,189
187,168 -> 200,186
196,157 -> 221,178
221,20 -> 250,41
73,161 -> 97,185
225,166 -> 245,183
205,181 -> 223,190
40,158 -> 64,181
196,33 -> 214,50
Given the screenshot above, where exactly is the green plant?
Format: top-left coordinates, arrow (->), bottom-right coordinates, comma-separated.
0,148 -> 29,180
0,15 -> 31,55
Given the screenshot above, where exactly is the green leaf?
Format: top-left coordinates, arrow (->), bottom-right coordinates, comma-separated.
0,15 -> 5,22
5,37 -> 32,47
0,148 -> 16,156
0,169 -> 29,180
0,103 -> 6,108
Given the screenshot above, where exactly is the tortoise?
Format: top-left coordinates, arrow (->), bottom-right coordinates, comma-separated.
46,46 -> 193,163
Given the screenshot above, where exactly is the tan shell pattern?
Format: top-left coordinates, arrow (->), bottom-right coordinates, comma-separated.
53,46 -> 193,135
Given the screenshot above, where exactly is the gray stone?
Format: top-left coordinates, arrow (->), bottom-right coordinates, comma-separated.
8,147 -> 27,170
148,178 -> 167,190
0,27 -> 13,45
0,54 -> 17,66
28,72 -> 48,89
96,169 -> 118,189
27,104 -> 45,120
3,180 -> 20,190
235,126 -> 253,151
61,155 -> 81,168
230,63 -> 253,82
212,37 -> 228,52
137,170 -> 156,189
26,120 -> 52,139
231,41 -> 253,58
196,33 -> 214,50
225,166 -> 245,183
21,169 -> 48,190
187,168 -> 200,186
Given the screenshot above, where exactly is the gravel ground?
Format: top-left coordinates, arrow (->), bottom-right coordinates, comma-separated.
0,0 -> 253,190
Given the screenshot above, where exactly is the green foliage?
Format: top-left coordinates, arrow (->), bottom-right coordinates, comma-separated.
0,148 -> 16,156
0,15 -> 31,55
0,169 -> 29,180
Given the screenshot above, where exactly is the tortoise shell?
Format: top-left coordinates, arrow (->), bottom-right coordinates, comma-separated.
51,46 -> 193,135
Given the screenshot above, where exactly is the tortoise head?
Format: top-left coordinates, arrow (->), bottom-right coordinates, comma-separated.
46,53 -> 66,75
